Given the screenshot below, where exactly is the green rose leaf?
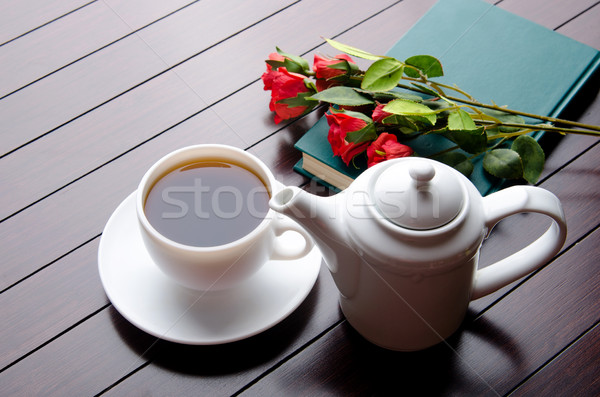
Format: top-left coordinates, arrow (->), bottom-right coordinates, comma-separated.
441,127 -> 487,154
436,152 -> 474,177
404,55 -> 444,78
330,107 -> 373,123
511,135 -> 545,184
345,123 -> 378,144
448,108 -> 477,131
265,59 -> 286,70
276,47 -> 310,73
361,58 -> 405,92
363,90 -> 424,103
326,60 -> 359,76
383,99 -> 437,125
483,148 -> 523,179
382,114 -> 421,133
310,86 -> 374,106
325,38 -> 383,61
275,92 -> 318,112
283,58 -> 307,74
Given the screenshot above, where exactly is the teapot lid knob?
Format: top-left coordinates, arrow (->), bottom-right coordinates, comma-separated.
408,162 -> 435,185
373,158 -> 464,230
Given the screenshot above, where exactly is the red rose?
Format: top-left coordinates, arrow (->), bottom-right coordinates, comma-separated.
261,52 -> 285,91
326,111 -> 370,166
367,133 -> 413,167
313,54 -> 356,91
372,103 -> 394,123
262,52 -> 316,124
313,54 -> 354,80
268,68 -> 313,124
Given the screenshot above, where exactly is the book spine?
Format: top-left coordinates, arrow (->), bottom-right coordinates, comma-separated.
549,52 -> 600,119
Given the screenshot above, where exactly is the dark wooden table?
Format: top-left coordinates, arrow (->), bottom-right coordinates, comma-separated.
2,0 -> 599,395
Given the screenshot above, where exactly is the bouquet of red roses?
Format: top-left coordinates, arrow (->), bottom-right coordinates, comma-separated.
261,39 -> 600,184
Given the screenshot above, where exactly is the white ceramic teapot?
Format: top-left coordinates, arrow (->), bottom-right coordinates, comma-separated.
269,157 -> 567,351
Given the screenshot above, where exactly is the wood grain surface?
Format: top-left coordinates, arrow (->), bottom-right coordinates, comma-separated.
1,0 -> 599,395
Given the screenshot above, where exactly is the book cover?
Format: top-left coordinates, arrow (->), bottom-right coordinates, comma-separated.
294,0 -> 600,194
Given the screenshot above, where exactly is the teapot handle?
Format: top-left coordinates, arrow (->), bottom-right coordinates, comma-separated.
471,186 -> 567,300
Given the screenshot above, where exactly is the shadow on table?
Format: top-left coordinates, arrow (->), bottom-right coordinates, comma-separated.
539,65 -> 600,159
108,271 -> 326,377
286,311 -> 524,396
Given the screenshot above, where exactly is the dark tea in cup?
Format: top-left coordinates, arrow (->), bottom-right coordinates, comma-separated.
136,144 -> 313,290
144,160 -> 270,247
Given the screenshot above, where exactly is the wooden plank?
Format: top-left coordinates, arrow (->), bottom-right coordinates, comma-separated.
1,0 -> 597,303
212,0 -> 438,144
0,0 -> 293,156
243,85 -> 600,395
167,0 -> 396,106
4,0 -> 592,312
246,98 -> 600,393
0,0 -> 399,222
256,64 -> 600,342
103,0 -> 195,31
466,73 -> 600,313
0,109 -> 244,291
0,32 -> 165,155
1,1 -> 599,395
0,0 -> 92,45
0,0 -> 406,343
240,225 -> 600,396
85,6 -> 600,391
510,322 -> 600,396
0,264 -> 341,396
469,141 -> 600,315
464,228 -> 600,394
447,0 -> 600,313
498,0 -> 599,31
3,0 -> 597,223
0,238 -> 107,369
0,0 -> 413,289
103,265 -> 341,396
0,115 -> 311,372
0,71 -> 207,220
0,0 -> 394,221
556,2 -> 600,49
0,2 -> 130,98
0,0 -> 416,377
0,0 -> 194,98
0,308 -> 160,396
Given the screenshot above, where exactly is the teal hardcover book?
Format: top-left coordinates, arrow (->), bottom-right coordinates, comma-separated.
294,0 -> 600,194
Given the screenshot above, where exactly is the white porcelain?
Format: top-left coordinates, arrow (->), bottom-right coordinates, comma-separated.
136,144 -> 313,291
98,192 -> 322,344
270,157 -> 567,351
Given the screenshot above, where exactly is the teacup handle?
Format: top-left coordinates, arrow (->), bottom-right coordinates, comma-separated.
269,214 -> 314,261
471,186 -> 567,300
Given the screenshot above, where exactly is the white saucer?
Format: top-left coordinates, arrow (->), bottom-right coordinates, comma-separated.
98,191 -> 322,345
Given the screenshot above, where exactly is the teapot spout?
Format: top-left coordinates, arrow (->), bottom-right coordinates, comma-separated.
270,186 -> 359,297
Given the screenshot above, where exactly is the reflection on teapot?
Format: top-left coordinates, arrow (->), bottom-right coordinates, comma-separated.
270,158 -> 567,351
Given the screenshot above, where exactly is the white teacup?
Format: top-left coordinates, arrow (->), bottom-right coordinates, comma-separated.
136,144 -> 313,291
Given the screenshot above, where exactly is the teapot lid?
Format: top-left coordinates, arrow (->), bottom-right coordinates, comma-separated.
372,159 -> 464,230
